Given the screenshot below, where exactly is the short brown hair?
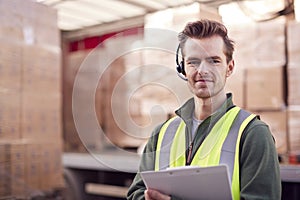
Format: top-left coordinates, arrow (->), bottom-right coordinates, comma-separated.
178,19 -> 234,63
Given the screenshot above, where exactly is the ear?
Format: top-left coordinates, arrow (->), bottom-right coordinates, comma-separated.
226,59 -> 235,77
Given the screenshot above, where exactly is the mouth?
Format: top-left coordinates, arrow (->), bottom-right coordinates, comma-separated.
194,78 -> 213,88
195,79 -> 212,83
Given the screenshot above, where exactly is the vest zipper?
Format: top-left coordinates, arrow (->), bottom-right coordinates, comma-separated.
186,142 -> 193,165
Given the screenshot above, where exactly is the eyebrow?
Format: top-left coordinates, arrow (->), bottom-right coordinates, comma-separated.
209,56 -> 222,60
186,57 -> 199,60
186,56 -> 222,61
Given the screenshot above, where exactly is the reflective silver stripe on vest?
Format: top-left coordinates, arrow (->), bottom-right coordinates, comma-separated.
220,109 -> 252,182
159,117 -> 182,170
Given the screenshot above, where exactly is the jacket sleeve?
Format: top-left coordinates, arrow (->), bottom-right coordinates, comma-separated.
126,125 -> 161,200
126,123 -> 183,200
239,120 -> 282,200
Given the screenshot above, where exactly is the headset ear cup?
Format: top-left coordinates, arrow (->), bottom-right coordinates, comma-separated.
176,65 -> 182,73
180,61 -> 186,75
176,44 -> 187,80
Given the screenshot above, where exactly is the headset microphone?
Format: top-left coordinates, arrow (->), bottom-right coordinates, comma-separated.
176,44 -> 188,81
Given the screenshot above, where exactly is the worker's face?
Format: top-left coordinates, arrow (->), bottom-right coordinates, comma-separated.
183,36 -> 234,99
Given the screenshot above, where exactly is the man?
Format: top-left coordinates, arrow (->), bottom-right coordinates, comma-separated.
127,19 -> 281,200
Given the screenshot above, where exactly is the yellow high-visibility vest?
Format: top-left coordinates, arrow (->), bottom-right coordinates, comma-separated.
155,107 -> 256,200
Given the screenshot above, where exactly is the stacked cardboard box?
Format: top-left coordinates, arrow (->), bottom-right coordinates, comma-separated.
0,142 -> 64,198
64,30 -> 188,149
0,142 -> 25,197
0,0 -> 63,198
20,0 -> 64,194
227,20 -> 288,155
287,21 -> 300,153
0,39 -> 22,141
138,47 -> 191,131
25,142 -> 63,193
104,33 -> 194,147
0,1 -> 24,197
287,21 -> 300,65
227,20 -> 286,109
63,49 -> 107,152
99,33 -> 144,148
287,107 -> 300,153
254,111 -> 288,154
103,55 -> 130,147
245,66 -> 285,110
63,51 -> 87,152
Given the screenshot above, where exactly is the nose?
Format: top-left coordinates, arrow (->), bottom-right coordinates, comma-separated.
196,61 -> 208,74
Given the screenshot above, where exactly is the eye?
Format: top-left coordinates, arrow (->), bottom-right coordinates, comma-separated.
187,60 -> 201,67
207,58 -> 221,64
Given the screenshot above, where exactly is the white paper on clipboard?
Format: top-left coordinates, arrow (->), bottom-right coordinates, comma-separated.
140,165 -> 232,200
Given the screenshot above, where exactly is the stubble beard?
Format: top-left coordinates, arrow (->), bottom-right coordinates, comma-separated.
188,81 -> 212,99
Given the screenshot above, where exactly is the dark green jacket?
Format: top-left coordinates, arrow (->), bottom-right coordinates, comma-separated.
127,94 -> 281,200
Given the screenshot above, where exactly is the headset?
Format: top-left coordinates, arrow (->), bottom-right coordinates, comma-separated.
176,44 -> 188,81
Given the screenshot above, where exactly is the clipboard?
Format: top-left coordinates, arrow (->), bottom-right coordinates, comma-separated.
140,165 -> 232,200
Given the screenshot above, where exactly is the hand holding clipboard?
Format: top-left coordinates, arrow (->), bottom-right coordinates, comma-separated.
140,165 -> 232,200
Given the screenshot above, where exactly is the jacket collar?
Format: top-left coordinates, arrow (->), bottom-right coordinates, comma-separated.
175,93 -> 235,125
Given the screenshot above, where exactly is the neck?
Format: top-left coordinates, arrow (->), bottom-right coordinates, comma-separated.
194,92 -> 227,120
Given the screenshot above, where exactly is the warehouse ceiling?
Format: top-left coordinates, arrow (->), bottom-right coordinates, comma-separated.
36,0 -> 205,31
36,0 -> 293,39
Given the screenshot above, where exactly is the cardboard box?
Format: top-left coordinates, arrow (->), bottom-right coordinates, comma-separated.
20,92 -> 42,140
287,64 -> 300,106
21,46 -> 62,142
228,21 -> 285,68
102,57 -> 145,147
102,40 -> 192,147
255,110 -> 288,154
0,91 -> 21,140
64,50 -> 103,152
21,91 -> 62,140
254,21 -> 286,67
142,49 -> 176,69
25,143 -> 42,191
40,142 -> 64,191
0,142 -> 25,197
287,21 -> 300,64
64,51 -> 87,86
0,142 -> 62,195
10,161 -> 25,197
0,40 -> 22,91
11,143 -> 26,197
69,70 -> 104,151
0,143 -> 10,163
22,45 -> 61,94
288,107 -> 300,152
0,0 -> 62,197
63,121 -> 87,153
0,163 -> 11,197
0,3 -> 23,41
33,4 -> 60,47
19,0 -> 59,47
225,67 -> 245,108
0,148 -> 9,197
245,66 -> 285,110
228,24 -> 256,68
0,0 -> 58,44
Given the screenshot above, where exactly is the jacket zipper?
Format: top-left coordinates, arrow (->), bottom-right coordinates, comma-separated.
186,142 -> 193,165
